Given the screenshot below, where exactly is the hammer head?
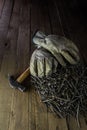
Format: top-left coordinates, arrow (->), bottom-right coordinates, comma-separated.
8,75 -> 27,92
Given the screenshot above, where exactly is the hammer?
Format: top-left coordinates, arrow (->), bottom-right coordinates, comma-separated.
8,67 -> 30,92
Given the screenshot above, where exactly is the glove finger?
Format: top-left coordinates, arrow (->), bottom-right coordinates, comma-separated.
61,51 -> 78,64
37,59 -> 45,77
33,30 -> 46,39
67,48 -> 80,61
53,52 -> 66,66
30,51 -> 36,76
30,59 -> 37,77
65,38 -> 79,52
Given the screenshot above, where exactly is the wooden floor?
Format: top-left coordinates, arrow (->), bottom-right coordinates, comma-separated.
0,0 -> 87,130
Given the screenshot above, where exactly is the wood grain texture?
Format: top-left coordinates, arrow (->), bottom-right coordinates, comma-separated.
47,1 -> 69,129
56,0 -> 87,129
30,1 -> 49,130
0,0 -> 14,70
8,1 -> 29,130
0,0 -> 5,17
0,0 -> 87,130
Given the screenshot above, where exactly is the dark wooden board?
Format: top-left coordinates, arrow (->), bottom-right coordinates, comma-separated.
30,1 -> 50,130
0,0 -> 5,17
55,0 -> 87,129
0,0 -> 14,69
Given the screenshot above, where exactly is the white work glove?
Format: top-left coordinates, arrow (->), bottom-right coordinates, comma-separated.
32,31 -> 80,66
30,48 -> 58,77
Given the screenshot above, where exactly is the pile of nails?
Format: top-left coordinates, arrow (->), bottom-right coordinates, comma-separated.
31,62 -> 87,120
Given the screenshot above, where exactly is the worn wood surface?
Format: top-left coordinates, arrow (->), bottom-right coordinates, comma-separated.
0,0 -> 87,130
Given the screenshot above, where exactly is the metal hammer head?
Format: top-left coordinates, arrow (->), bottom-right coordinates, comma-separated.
8,67 -> 30,92
8,75 -> 27,92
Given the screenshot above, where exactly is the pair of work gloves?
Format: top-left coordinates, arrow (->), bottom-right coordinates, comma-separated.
30,31 -> 80,77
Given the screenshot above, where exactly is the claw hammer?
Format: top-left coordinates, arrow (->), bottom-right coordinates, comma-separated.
8,67 -> 30,92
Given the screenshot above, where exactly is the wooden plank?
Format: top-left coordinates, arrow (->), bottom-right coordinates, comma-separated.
0,0 -> 14,69
0,87 -> 12,111
0,48 -> 16,130
0,0 -> 20,130
0,36 -> 16,130
28,88 -> 36,130
30,0 -> 51,52
39,0 -> 51,34
30,0 -> 40,53
16,1 -> 30,74
8,1 -> 30,130
47,0 -> 64,35
56,0 -> 87,129
48,113 -> 68,130
30,1 -> 48,130
47,0 -> 69,130
30,0 -> 68,130
29,3 -> 41,128
0,111 -> 10,130
0,52 -> 15,130
53,0 -> 71,38
8,91 -> 29,130
66,116 -> 87,130
56,0 -> 86,59
30,0 -> 68,129
0,0 -> 30,130
0,0 -> 14,38
0,0 -> 5,17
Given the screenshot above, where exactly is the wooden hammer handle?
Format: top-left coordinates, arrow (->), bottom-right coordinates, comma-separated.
17,67 -> 30,83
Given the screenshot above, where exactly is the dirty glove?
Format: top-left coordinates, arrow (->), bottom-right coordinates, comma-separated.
32,31 -> 80,66
30,48 -> 58,77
